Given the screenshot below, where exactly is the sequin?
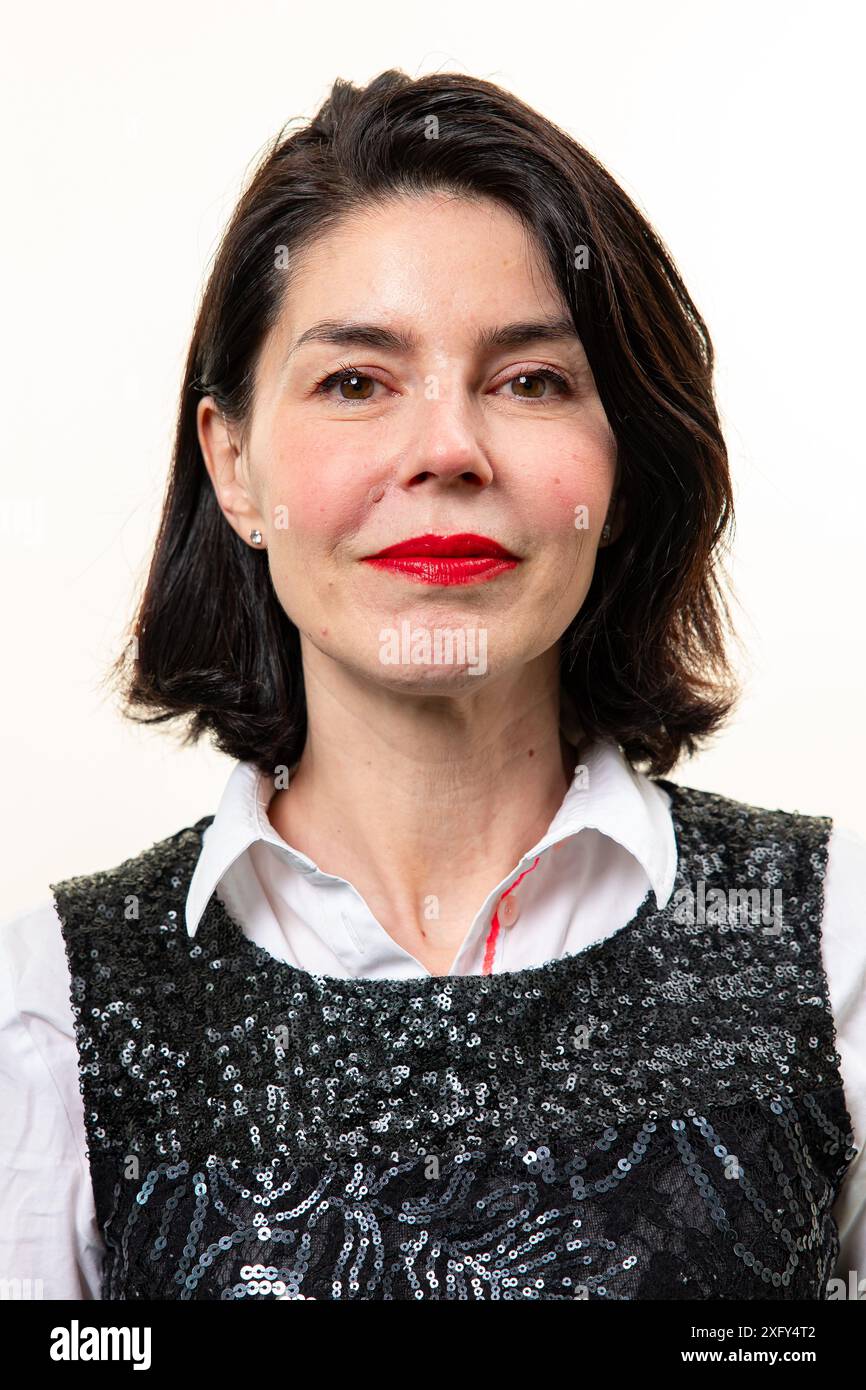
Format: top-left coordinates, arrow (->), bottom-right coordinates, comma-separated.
49,780 -> 857,1299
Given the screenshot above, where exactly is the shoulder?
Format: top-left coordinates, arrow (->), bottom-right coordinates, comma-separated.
49,817 -> 211,919
655,774 -> 831,827
653,776 -> 833,866
46,817 -> 212,966
0,814 -> 210,996
656,775 -> 866,999
657,776 -> 866,878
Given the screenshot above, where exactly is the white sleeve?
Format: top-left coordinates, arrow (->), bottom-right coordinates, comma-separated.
822,824 -> 866,1297
0,899 -> 104,1300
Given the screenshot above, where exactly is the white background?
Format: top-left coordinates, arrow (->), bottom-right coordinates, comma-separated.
2,0 -> 863,909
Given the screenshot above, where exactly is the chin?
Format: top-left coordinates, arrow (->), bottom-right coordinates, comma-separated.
371,661 -> 493,692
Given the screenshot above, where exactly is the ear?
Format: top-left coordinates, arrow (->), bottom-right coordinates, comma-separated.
196,396 -> 266,547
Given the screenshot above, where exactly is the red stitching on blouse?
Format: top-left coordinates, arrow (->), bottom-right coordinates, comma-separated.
481,855 -> 541,975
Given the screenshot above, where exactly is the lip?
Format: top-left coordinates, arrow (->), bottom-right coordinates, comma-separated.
368,533 -> 517,559
362,533 -> 520,586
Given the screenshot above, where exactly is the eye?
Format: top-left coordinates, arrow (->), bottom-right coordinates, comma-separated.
312,363 -> 574,406
314,364 -> 380,403
502,368 -> 572,402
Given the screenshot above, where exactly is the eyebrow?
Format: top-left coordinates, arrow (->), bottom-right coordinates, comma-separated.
284,315 -> 581,364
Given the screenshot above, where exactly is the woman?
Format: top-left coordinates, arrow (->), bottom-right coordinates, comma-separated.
2,68 -> 864,1302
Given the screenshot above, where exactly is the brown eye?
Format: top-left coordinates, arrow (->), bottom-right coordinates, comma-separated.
505,368 -> 571,401
511,372 -> 546,398
337,372 -> 375,400
317,368 -> 377,401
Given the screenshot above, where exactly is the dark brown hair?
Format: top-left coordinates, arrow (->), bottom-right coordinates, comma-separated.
110,68 -> 739,778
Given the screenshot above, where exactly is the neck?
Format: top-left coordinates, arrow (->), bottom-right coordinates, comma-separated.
266,645 -> 582,971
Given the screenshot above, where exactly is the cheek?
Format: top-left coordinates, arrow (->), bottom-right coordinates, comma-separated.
508,410 -> 616,534
526,459 -> 614,542
262,442 -> 370,551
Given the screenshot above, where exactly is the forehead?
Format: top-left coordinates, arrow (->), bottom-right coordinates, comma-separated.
291,191 -> 549,279
266,193 -> 568,363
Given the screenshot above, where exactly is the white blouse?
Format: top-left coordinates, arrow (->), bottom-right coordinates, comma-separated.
2,738 -> 865,1299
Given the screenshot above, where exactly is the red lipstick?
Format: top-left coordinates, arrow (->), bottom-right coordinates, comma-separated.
362,533 -> 520,586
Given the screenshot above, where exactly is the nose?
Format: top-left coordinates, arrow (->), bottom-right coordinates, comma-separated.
393,395 -> 494,489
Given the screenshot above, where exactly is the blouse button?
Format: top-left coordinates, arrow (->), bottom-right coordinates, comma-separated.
499,894 -> 520,927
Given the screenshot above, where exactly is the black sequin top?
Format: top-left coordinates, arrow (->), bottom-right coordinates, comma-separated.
50,778 -> 857,1300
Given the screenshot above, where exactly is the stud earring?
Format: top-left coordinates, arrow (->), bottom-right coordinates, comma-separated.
601,523 -> 611,543
250,529 -> 262,545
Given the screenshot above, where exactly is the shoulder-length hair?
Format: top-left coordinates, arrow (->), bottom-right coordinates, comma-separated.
110,68 -> 739,779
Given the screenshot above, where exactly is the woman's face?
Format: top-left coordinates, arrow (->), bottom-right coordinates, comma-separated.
201,192 -> 619,693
